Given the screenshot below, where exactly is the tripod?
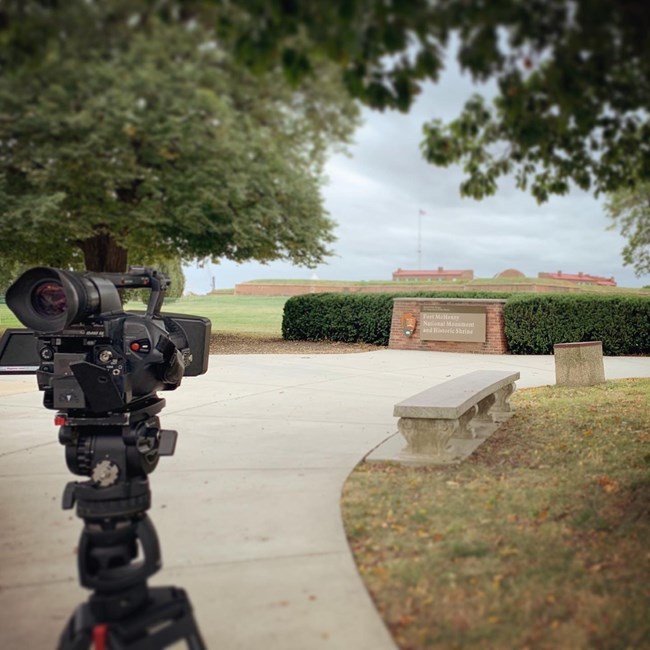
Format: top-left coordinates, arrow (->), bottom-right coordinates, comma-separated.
55,397 -> 205,650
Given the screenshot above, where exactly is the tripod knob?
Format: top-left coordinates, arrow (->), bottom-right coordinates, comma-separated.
91,460 -> 120,487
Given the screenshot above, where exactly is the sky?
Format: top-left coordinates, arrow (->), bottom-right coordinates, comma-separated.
184,54 -> 645,294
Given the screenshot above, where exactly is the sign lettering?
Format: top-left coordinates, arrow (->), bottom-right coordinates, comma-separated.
420,305 -> 487,342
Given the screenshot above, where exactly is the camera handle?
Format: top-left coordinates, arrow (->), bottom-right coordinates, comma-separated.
56,402 -> 205,650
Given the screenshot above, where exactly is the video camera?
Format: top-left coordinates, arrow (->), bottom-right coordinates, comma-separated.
0,266 -> 210,414
1,266 -> 211,646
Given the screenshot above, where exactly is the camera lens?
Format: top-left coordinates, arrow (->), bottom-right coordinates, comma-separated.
7,266 -> 121,333
31,281 -> 68,318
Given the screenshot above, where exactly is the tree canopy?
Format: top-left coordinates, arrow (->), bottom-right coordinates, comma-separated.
219,0 -> 650,203
605,184 -> 650,277
0,0 -> 359,272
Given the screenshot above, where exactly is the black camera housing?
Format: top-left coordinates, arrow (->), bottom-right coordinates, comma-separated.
0,266 -> 210,414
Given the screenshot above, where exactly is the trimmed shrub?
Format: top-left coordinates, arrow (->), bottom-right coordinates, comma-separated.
504,294 -> 650,355
282,293 -> 392,344
282,291 -> 512,346
283,292 -> 650,355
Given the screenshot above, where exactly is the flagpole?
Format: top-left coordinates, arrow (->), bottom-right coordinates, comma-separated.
417,210 -> 422,270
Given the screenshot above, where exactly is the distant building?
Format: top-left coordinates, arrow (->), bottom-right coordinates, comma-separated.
392,267 -> 474,281
538,271 -> 617,287
495,268 -> 526,278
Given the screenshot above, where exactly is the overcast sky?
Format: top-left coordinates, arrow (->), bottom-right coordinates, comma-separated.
184,54 -> 646,293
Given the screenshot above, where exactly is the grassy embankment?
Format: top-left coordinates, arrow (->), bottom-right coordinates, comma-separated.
0,294 -> 288,336
342,379 -> 650,650
240,277 -> 649,295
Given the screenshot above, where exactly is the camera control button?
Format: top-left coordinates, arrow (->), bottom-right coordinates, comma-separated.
40,347 -> 55,361
130,339 -> 151,353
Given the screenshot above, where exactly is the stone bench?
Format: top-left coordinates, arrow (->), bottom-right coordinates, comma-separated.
393,370 -> 520,462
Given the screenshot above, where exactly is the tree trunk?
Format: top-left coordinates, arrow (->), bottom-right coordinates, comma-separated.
78,233 -> 128,272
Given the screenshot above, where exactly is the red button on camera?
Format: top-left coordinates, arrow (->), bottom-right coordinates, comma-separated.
130,342 -> 141,352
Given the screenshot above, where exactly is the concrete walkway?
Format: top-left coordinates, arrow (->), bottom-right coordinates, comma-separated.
1,350 -> 648,649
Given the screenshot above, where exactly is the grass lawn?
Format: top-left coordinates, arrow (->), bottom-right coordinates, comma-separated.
128,294 -> 288,336
0,294 -> 288,337
342,379 -> 650,650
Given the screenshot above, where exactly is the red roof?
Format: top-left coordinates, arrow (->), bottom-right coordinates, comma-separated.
539,272 -> 616,286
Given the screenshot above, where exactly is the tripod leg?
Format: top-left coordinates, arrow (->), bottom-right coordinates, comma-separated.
58,603 -> 95,650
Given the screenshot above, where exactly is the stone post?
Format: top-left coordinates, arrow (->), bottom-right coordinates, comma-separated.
554,341 -> 605,387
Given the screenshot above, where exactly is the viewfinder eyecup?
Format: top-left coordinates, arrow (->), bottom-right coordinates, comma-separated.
6,267 -> 98,333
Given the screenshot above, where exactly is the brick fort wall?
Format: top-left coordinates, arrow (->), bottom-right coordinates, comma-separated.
234,281 -> 595,297
389,298 -> 509,354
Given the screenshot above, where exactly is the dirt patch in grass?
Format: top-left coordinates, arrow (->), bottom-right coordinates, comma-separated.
209,332 -> 383,354
342,379 -> 650,650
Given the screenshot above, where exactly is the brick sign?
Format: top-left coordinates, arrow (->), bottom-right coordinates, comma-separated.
421,305 -> 487,342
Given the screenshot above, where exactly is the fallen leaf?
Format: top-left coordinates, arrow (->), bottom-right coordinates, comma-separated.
396,614 -> 415,627
596,476 -> 619,493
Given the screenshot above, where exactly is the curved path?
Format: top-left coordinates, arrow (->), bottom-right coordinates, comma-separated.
1,350 -> 648,648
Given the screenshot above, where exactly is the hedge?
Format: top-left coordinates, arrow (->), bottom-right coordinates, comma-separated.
504,294 -> 650,355
281,291 -> 512,346
282,292 -> 650,355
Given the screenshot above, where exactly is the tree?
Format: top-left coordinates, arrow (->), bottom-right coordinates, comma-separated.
605,184 -> 650,277
218,0 -> 650,202
0,259 -> 27,296
0,1 -> 360,272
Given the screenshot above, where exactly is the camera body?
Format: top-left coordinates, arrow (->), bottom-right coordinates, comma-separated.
0,266 -> 210,414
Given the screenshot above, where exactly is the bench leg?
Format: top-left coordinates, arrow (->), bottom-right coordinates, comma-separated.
491,382 -> 516,422
398,417 -> 456,458
471,394 -> 496,438
454,405 -> 478,439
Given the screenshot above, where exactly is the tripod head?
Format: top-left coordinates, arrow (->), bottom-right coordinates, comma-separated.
58,397 -> 174,488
